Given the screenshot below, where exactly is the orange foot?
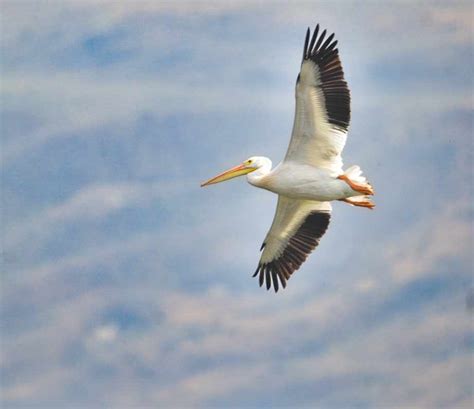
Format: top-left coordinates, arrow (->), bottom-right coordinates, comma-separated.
340,198 -> 375,210
338,174 -> 374,195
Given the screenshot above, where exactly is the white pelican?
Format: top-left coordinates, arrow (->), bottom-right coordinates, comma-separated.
201,24 -> 374,292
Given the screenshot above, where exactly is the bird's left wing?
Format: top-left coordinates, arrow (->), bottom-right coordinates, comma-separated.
254,196 -> 331,292
284,25 -> 351,173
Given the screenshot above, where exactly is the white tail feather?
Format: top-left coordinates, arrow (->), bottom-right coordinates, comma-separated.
346,195 -> 371,203
344,165 -> 367,184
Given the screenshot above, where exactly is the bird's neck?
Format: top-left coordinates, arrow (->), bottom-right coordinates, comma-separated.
247,159 -> 273,187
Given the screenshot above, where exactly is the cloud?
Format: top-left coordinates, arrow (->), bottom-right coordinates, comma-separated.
3,272 -> 470,407
2,1 -> 472,165
4,182 -> 155,252
90,323 -> 119,344
387,200 -> 472,284
1,1 -> 473,407
148,282 -> 472,407
1,71 -> 291,164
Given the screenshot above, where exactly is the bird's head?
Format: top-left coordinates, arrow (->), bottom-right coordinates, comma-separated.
200,156 -> 268,187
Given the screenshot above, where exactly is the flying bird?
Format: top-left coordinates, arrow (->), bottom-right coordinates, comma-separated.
201,24 -> 374,292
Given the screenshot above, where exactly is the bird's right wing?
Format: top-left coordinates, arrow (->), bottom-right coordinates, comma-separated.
254,196 -> 331,292
284,24 -> 351,173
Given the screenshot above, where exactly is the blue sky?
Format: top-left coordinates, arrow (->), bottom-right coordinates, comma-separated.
1,1 -> 473,407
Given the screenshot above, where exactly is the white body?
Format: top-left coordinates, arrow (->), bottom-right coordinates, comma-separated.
247,160 -> 358,201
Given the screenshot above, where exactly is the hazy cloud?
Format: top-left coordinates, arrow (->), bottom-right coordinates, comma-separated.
1,1 -> 472,407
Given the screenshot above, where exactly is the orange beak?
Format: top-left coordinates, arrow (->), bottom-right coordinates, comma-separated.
201,163 -> 254,187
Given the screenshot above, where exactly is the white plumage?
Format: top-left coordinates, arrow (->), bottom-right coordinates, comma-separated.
201,24 -> 374,292
285,61 -> 347,172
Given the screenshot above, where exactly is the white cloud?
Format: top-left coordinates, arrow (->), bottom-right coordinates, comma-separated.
153,362 -> 269,406
1,68 -> 291,164
1,2 -> 472,407
387,200 -> 472,284
4,182 -> 153,251
91,323 -> 119,344
2,1 -> 472,165
2,225 -> 472,406
7,230 -> 159,288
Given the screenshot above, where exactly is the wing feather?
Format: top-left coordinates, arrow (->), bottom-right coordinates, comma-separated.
284,25 -> 351,173
254,196 -> 331,292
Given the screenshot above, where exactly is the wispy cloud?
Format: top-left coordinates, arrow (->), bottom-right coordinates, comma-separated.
1,72 -> 290,164
4,182 -> 155,253
2,1 -> 472,165
1,1 -> 473,407
2,270 -> 471,407
388,201 -> 472,284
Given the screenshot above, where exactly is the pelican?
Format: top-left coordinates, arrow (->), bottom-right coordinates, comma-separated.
201,24 -> 374,292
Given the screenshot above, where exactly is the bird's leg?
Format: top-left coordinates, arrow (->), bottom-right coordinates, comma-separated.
339,198 -> 375,210
337,174 -> 374,195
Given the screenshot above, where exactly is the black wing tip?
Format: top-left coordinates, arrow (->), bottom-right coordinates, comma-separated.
300,25 -> 350,131
253,261 -> 299,293
302,24 -> 339,63
252,265 -> 260,278
265,268 -> 271,291
303,27 -> 310,60
252,210 -> 332,293
253,263 -> 286,293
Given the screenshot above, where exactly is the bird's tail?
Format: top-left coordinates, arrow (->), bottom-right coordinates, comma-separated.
342,165 -> 375,198
343,165 -> 368,184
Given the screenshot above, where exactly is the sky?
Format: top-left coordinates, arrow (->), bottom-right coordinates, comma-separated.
1,1 -> 473,407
